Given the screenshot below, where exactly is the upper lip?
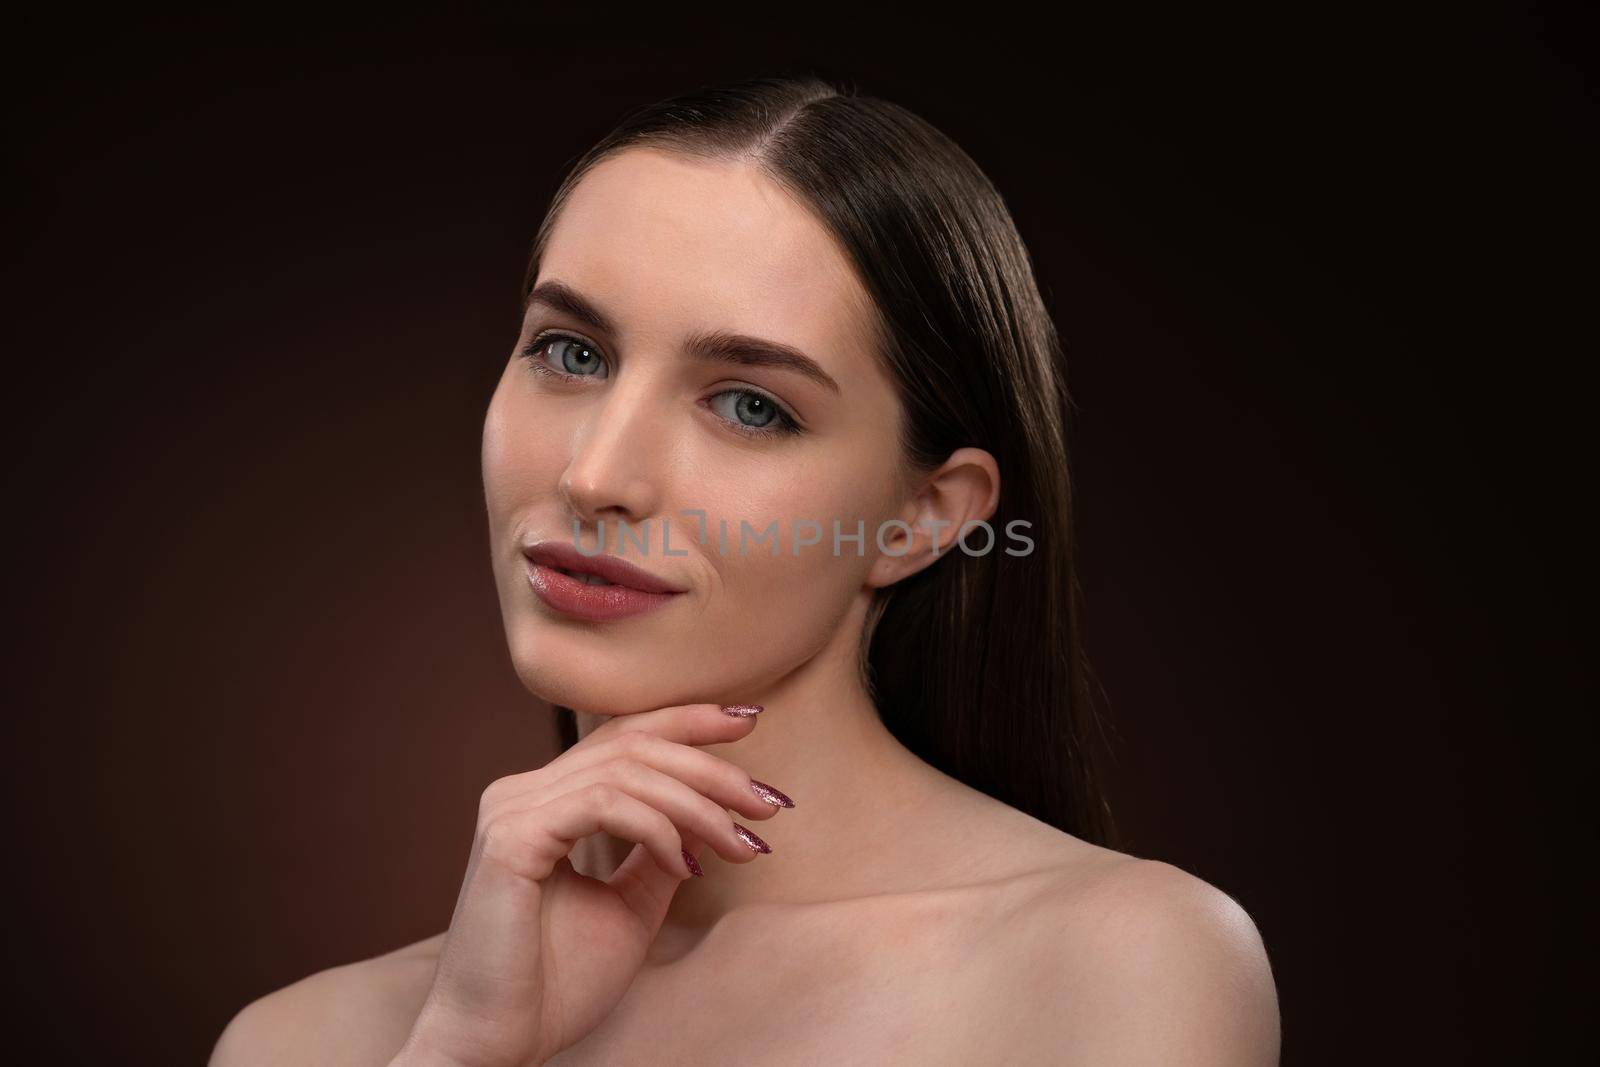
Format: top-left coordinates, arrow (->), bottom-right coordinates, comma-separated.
521,540 -> 688,594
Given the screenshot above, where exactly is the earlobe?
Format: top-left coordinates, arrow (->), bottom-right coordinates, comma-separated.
865,510 -> 934,589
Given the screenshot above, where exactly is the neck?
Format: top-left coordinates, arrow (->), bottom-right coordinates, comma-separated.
568,591 -> 954,928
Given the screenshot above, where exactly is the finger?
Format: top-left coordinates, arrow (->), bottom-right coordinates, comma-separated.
586,701 -> 764,748
485,702 -> 766,807
487,782 -> 692,885
499,731 -> 789,825
510,757 -> 772,865
611,825 -> 707,902
604,825 -> 705,931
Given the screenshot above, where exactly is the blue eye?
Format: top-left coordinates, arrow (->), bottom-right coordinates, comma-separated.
521,331 -> 608,379
519,330 -> 803,439
707,388 -> 803,438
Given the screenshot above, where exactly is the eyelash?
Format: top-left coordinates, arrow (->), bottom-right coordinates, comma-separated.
518,330 -> 805,439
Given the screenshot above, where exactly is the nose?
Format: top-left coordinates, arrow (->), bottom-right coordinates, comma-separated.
558,379 -> 665,529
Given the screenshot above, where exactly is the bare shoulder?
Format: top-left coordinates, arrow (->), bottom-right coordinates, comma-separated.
995,845 -> 1281,1065
208,933 -> 446,1067
882,776 -> 1277,1061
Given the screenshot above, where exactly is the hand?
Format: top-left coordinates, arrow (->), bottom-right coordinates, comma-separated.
389,702 -> 787,1067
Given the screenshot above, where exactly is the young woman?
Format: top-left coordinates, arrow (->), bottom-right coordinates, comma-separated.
213,75 -> 1280,1065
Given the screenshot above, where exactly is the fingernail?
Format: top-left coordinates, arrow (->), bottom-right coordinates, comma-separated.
721,704 -> 764,717
681,848 -> 704,877
733,824 -> 772,854
749,779 -> 795,808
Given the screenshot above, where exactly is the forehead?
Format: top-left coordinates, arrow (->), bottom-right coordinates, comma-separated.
537,147 -> 881,376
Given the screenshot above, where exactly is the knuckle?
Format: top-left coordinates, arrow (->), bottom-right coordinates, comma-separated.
615,730 -> 656,758
650,806 -> 680,842
478,776 -> 511,810
604,756 -> 650,789
476,812 -> 520,861
586,782 -> 625,812
479,771 -> 538,812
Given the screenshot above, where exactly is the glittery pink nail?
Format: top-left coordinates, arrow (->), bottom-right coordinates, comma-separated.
732,824 -> 772,853
749,779 -> 795,808
721,704 -> 764,717
681,848 -> 704,877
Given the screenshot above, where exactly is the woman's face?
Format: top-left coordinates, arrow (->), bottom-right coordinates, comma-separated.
482,147 -> 916,713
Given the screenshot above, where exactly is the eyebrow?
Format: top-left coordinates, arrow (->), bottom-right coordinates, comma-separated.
526,279 -> 842,395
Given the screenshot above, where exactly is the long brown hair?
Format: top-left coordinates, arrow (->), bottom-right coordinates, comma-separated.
524,75 -> 1117,848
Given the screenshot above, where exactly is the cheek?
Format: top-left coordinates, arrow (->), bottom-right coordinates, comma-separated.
482,373 -> 566,516
690,460 -> 885,566
678,539 -> 861,690
687,463 -> 891,655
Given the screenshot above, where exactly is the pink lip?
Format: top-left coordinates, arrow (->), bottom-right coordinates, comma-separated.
520,540 -> 687,622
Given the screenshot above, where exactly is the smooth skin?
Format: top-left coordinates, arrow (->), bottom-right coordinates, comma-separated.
210,147 -> 1280,1065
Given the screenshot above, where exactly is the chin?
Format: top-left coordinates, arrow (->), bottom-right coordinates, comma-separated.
502,609 -> 798,714
512,656 -> 624,714
507,639 -> 687,716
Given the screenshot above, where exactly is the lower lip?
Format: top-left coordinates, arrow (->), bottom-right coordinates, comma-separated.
523,559 -> 685,621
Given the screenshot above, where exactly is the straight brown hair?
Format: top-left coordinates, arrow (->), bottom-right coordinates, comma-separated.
523,74 -> 1117,848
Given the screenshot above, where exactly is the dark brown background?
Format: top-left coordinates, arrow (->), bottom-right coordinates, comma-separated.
2,7 -> 1589,1064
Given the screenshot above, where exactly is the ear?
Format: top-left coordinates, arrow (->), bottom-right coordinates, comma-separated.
867,447 -> 1001,589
